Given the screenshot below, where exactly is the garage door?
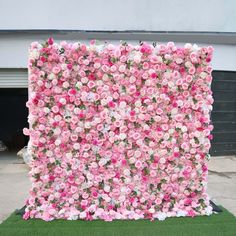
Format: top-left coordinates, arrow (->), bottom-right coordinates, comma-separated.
0,69 -> 28,88
211,71 -> 236,156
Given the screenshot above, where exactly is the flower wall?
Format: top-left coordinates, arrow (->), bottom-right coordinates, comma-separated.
23,39 -> 214,221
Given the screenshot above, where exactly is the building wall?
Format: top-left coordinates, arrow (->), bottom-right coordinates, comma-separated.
0,0 -> 236,70
0,0 -> 236,32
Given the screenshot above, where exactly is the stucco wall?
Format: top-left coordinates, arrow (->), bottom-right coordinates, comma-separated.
0,0 -> 236,32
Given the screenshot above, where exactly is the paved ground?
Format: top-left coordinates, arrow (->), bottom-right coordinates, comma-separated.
0,152 -> 235,223
208,156 -> 236,216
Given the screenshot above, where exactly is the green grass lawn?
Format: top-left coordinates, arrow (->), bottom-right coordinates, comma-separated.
0,206 -> 235,236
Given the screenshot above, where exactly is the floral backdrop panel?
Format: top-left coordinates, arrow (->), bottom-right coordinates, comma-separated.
23,39 -> 214,221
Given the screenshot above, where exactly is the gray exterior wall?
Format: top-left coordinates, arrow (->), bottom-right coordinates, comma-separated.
1,0 -> 236,32
0,0 -> 236,71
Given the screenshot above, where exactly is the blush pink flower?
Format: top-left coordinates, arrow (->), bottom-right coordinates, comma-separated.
135,160 -> 143,169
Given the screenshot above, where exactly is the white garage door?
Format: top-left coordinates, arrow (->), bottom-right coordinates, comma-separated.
0,69 -> 28,88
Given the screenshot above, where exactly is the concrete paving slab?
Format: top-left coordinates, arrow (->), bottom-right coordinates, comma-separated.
208,155 -> 236,173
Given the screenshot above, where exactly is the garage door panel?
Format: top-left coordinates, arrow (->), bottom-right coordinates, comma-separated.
213,90 -> 236,101
210,149 -> 236,156
211,111 -> 236,122
213,101 -> 236,111
213,122 -> 236,132
211,80 -> 236,91
210,71 -> 236,156
212,132 -> 236,143
210,142 -> 236,151
212,71 -> 236,81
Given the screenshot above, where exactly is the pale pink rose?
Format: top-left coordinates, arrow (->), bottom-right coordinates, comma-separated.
52,106 -> 59,113
133,132 -> 141,140
128,85 -> 136,94
52,66 -> 61,74
135,160 -> 143,169
189,67 -> 196,75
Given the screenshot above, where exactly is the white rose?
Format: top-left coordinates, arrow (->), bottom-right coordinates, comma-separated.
98,158 -> 107,166
123,169 -> 130,176
168,81 -> 174,88
176,210 -> 186,217
163,133 -> 170,140
157,212 -> 167,221
169,128 -> 175,134
177,100 -> 184,107
192,44 -> 199,51
149,208 -> 155,214
171,108 -> 178,115
106,96 -> 113,102
46,150 -> 53,157
79,212 -> 87,219
135,100 -> 142,107
159,157 -> 166,164
48,73 -> 56,80
84,122 -> 91,129
205,206 -> 213,216
175,58 -> 183,64
55,139 -> 61,146
96,80 -> 103,86
62,81 -> 69,88
200,72 -> 207,79
121,186 -> 126,193
101,99 -> 108,106
68,215 -> 78,220
133,54 -> 141,63
119,195 -> 126,202
119,101 -> 127,109
73,143 -> 80,150
104,185 -> 110,192
119,133 -> 127,140
157,56 -> 163,63
185,61 -> 193,68
129,157 -> 135,164
94,62 -> 101,69
30,49 -> 40,59
59,98 -> 66,105
184,43 -> 192,50
81,77 -> 88,84
145,79 -> 152,86
75,82 -> 82,89
66,152 -> 72,158
124,178 -> 131,184
102,74 -> 109,81
43,107 -> 50,113
61,63 -> 67,70
181,126 -> 187,132
129,76 -> 136,83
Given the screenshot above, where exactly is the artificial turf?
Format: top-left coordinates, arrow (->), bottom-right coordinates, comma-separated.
0,206 -> 235,236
